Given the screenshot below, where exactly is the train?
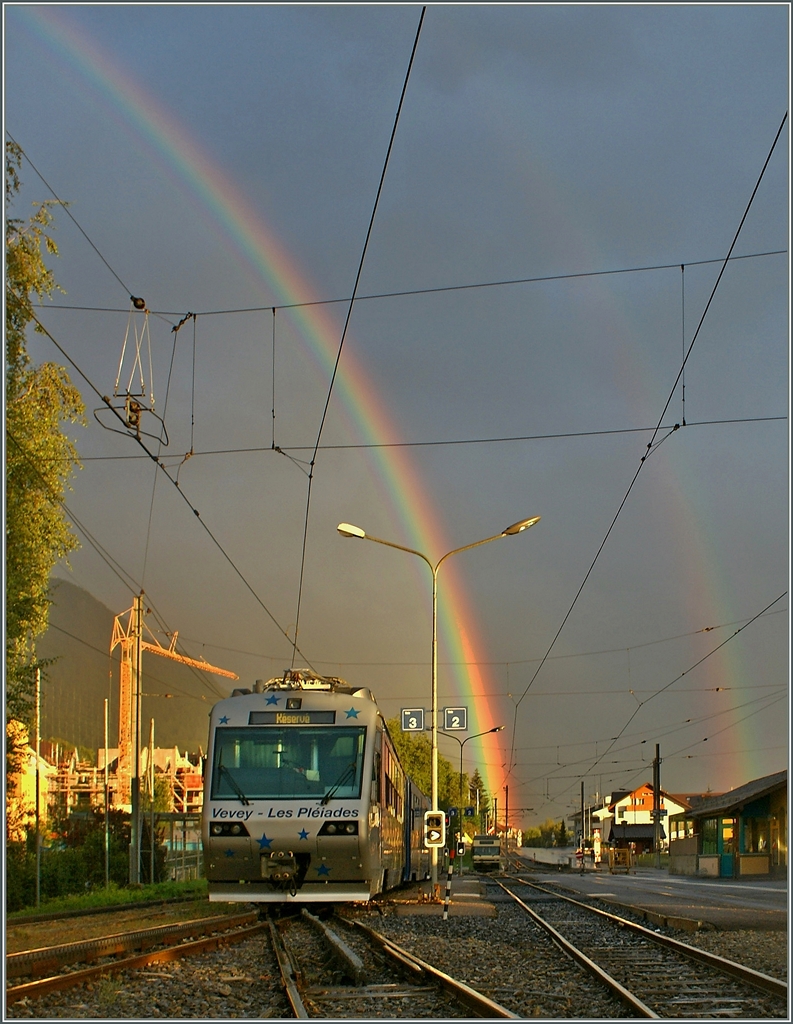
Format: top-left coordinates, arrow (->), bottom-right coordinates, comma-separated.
202,670 -> 431,902
471,833 -> 504,872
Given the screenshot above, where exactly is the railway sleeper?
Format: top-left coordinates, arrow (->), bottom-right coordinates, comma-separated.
300,909 -> 367,985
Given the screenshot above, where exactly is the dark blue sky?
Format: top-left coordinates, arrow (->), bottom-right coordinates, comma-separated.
5,4 -> 788,823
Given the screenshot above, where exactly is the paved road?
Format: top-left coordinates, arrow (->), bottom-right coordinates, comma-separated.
520,865 -> 787,930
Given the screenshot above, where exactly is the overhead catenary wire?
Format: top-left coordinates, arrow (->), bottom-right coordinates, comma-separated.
46,623 -> 215,703
142,311 -> 189,585
289,6 -> 426,668
11,114 -> 785,791
505,111 -> 788,773
570,693 -> 789,801
540,592 -> 789,801
6,430 -> 139,596
170,605 -> 785,670
7,430 -> 229,701
64,414 -> 787,461
26,309 -> 315,670
5,131 -> 176,331
32,247 -> 787,319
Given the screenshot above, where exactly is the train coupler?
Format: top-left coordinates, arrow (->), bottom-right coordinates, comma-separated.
262,850 -> 299,893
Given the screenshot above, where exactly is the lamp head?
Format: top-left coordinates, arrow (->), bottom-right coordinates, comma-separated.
337,523 -> 366,539
491,725 -> 505,733
503,515 -> 541,536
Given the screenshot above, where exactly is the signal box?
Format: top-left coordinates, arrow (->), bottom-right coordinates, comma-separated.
423,810 -> 446,848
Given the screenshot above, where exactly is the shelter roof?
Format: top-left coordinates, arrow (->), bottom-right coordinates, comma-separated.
687,770 -> 787,819
608,823 -> 665,842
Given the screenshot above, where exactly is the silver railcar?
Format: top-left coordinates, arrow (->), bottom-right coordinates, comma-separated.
471,833 -> 504,872
203,671 -> 429,902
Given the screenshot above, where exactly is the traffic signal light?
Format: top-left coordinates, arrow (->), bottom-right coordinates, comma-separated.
423,810 -> 445,848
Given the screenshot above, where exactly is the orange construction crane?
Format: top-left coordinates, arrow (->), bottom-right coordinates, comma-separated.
111,594 -> 238,808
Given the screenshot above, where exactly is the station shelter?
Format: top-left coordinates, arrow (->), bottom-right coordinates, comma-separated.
607,822 -> 665,855
669,770 -> 786,879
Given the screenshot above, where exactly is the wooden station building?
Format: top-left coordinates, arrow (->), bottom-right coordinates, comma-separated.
668,770 -> 787,879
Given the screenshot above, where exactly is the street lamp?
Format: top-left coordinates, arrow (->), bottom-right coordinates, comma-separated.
441,726 -> 504,875
337,515 -> 540,889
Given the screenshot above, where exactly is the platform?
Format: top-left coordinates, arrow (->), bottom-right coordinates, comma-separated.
385,877 -> 497,917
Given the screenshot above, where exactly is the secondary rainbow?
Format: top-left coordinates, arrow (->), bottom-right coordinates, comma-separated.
17,6 -> 509,796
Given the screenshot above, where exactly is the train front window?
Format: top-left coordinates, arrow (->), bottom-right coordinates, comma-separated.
211,726 -> 366,800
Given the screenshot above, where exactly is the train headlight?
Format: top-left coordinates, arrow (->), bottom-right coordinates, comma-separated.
208,821 -> 251,837
318,820 -> 359,836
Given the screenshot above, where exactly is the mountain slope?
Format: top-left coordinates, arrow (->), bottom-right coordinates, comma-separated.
36,579 -> 227,756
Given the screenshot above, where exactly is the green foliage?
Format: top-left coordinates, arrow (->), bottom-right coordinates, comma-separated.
46,737 -> 96,765
386,717 -> 467,809
5,808 -> 172,912
5,141 -> 85,727
470,768 -> 489,832
6,875 -> 207,920
522,817 -> 567,848
142,772 -> 174,814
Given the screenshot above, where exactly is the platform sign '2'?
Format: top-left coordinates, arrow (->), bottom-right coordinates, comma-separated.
443,707 -> 468,731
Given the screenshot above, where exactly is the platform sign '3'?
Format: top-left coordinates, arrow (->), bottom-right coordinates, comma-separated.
401,708 -> 425,732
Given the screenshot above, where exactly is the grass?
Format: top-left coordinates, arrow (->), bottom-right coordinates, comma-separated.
636,852 -> 670,868
6,878 -> 208,920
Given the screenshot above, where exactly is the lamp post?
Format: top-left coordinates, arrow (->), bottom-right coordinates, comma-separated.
441,726 -> 504,875
337,515 -> 540,889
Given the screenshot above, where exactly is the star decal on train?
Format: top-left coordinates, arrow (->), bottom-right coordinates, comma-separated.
265,695 -> 280,705
224,849 -> 235,858
316,863 -> 331,876
297,829 -> 310,840
344,707 -> 360,718
257,834 -> 273,849
218,715 -> 230,724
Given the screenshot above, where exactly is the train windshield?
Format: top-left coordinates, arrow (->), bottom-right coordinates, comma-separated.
211,726 -> 366,801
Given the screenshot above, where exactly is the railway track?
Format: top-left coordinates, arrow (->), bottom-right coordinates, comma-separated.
267,907 -> 520,1018
5,911 -> 268,1009
490,876 -> 788,1019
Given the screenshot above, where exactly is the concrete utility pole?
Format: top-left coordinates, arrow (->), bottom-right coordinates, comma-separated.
504,785 -> 509,856
111,593 -> 238,885
149,718 -> 155,885
35,668 -> 41,908
104,698 -> 109,889
653,744 -> 662,869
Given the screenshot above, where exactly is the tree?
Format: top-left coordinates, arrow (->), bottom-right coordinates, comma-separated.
469,768 -> 490,833
385,717 -> 461,807
522,817 -> 561,848
5,141 -> 85,726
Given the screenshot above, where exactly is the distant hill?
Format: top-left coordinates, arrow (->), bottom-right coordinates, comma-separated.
36,579 -> 227,757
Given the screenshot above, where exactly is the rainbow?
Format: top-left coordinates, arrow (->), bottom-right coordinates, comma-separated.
14,6 -> 509,796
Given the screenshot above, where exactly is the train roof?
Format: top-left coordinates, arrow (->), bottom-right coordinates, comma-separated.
230,669 -> 376,702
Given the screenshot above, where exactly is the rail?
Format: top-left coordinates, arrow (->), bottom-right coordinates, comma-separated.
490,877 -> 787,1018
6,914 -> 267,1007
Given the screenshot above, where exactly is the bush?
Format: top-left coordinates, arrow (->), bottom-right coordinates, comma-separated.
6,808 -> 169,912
